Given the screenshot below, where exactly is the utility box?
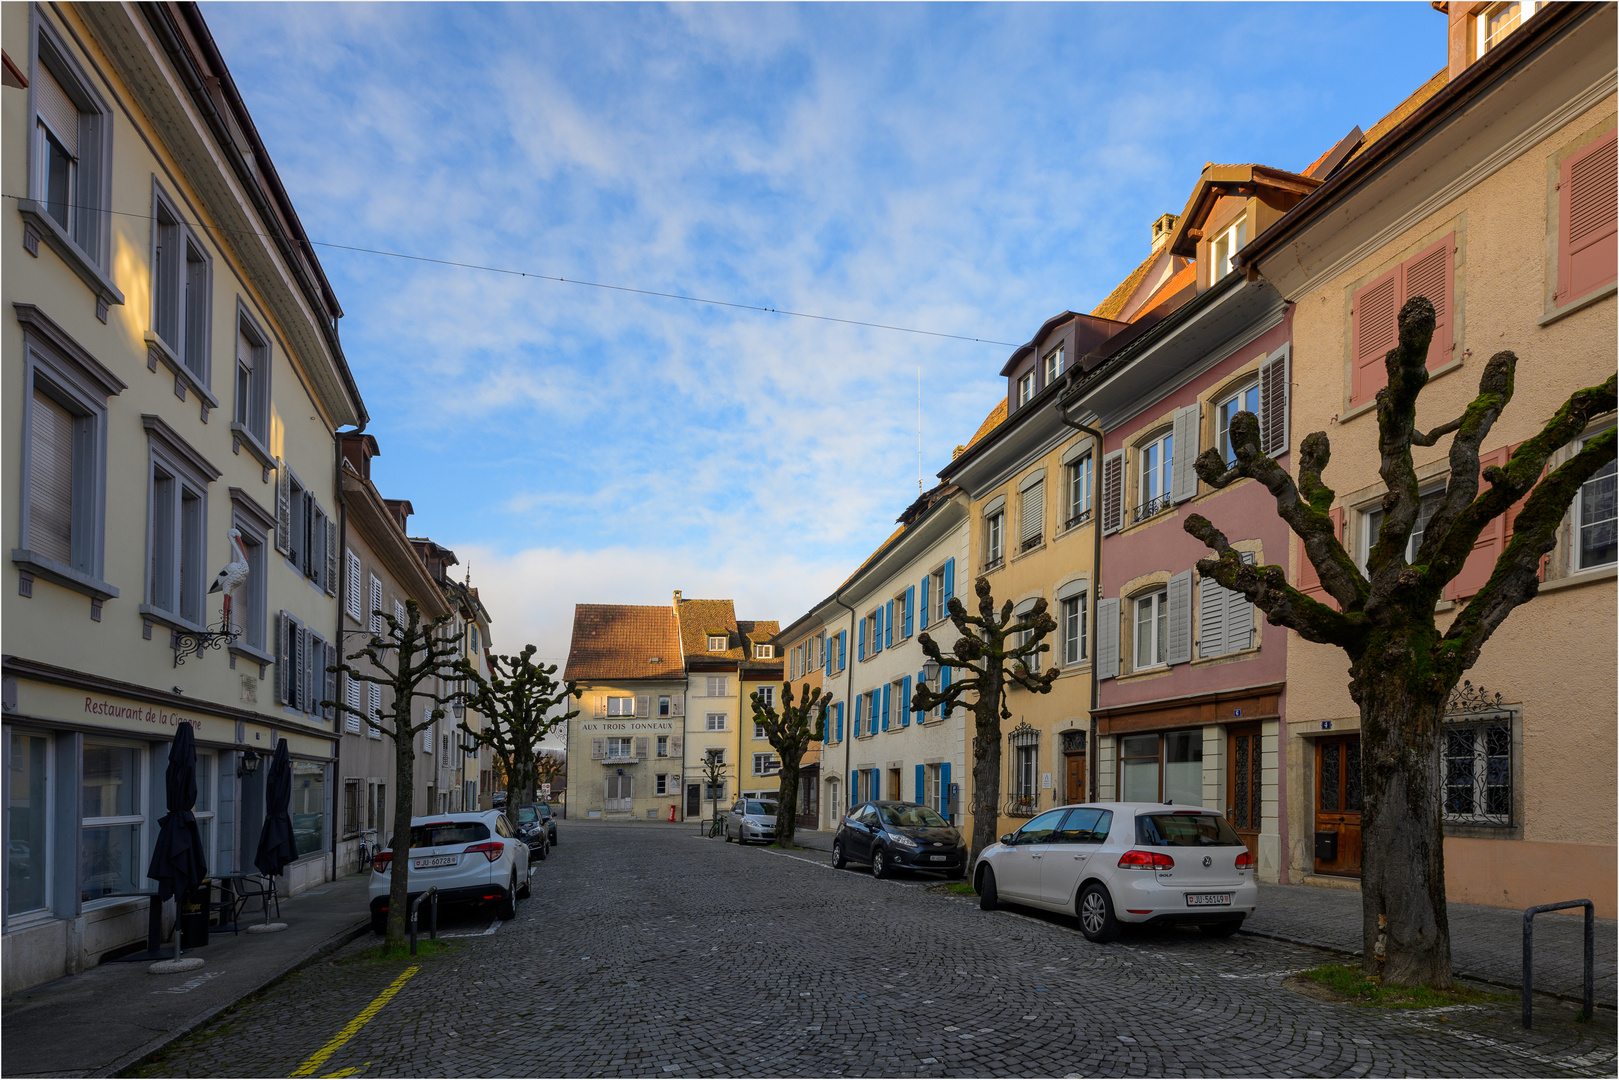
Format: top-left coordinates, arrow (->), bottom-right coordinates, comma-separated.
1314,830 -> 1339,862
947,783 -> 960,817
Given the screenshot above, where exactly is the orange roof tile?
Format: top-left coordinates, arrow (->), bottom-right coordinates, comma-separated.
1090,250 -> 1160,321
1133,261 -> 1196,316
563,604 -> 684,682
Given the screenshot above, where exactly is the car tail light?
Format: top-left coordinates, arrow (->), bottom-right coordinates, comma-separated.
1236,850 -> 1254,870
373,852 -> 392,873
465,841 -> 504,863
1117,850 -> 1174,869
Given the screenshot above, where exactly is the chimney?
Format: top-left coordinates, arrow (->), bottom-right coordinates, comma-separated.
1151,213 -> 1179,253
673,589 -> 682,605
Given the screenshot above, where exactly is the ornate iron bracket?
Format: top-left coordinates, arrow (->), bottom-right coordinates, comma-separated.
172,620 -> 239,667
1446,679 -> 1506,714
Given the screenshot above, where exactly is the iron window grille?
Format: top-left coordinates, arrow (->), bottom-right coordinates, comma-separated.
1008,723 -> 1040,815
1132,492 -> 1173,524
1441,683 -> 1513,826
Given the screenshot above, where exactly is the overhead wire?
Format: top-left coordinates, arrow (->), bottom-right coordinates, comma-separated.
2,193 -> 1021,348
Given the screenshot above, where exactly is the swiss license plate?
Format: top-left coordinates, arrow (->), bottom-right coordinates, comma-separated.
929,855 -> 948,862
1186,892 -> 1232,907
414,855 -> 456,869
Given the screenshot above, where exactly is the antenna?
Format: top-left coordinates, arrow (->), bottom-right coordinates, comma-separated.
917,365 -> 924,495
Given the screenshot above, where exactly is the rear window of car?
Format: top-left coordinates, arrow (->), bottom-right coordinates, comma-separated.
1135,812 -> 1243,847
402,822 -> 490,849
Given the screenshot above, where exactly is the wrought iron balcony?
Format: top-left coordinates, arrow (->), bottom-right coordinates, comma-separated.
1132,494 -> 1173,523
981,555 -> 1005,573
1064,508 -> 1092,531
1005,794 -> 1039,818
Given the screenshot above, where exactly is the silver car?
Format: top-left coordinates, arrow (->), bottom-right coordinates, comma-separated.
724,797 -> 778,845
972,802 -> 1258,942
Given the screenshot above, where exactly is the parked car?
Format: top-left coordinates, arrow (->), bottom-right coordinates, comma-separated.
724,798 -> 778,844
832,801 -> 967,879
536,802 -> 558,845
513,805 -> 550,860
369,811 -> 532,934
971,803 -> 1257,942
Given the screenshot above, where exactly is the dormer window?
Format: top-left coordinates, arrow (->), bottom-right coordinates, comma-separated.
1043,346 -> 1065,385
753,644 -> 772,659
708,634 -> 728,652
1017,371 -> 1035,407
1211,218 -> 1248,281
1478,1 -> 1544,58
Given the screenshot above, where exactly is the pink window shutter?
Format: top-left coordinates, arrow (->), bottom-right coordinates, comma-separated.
1446,447 -> 1507,601
1558,128 -> 1618,305
1350,269 -> 1398,407
1400,233 -> 1455,373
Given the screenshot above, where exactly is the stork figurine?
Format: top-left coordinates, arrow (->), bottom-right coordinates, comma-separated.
208,527 -> 251,631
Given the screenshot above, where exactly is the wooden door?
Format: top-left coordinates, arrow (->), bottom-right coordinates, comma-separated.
1226,725 -> 1262,856
1313,736 -> 1363,877
1065,752 -> 1086,804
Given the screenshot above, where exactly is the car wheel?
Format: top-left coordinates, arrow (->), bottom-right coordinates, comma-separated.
724,826 -> 734,843
1078,883 -> 1120,942
1201,918 -> 1244,938
519,863 -> 534,899
537,839 -> 548,862
498,875 -> 518,920
831,841 -> 847,869
872,848 -> 892,879
977,866 -> 999,911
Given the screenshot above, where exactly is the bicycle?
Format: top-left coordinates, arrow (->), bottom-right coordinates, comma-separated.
708,814 -> 726,839
356,829 -> 378,872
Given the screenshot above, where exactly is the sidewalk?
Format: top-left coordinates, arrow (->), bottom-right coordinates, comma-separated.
787,828 -> 1615,1006
1,873 -> 372,1079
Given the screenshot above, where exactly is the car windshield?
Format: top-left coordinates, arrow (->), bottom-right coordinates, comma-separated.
879,805 -> 950,828
745,801 -> 778,816
537,805 -> 553,819
1135,813 -> 1243,847
516,807 -> 537,824
398,821 -> 490,850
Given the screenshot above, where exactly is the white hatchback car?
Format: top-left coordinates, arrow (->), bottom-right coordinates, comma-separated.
972,802 -> 1257,942
368,811 -> 532,933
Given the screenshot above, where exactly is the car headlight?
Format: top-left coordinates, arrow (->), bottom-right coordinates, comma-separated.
887,832 -> 918,848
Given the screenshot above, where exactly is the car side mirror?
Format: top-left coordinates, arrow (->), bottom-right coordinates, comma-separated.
1000,833 -> 1015,846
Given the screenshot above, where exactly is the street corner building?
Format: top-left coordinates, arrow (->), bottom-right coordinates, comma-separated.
562,593 -> 782,823
1,2 -> 366,992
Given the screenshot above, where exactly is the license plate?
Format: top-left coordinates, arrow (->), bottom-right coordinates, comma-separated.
1186,892 -> 1232,907
414,855 -> 456,869
929,855 -> 948,862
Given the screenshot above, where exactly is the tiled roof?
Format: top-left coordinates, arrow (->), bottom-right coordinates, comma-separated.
738,619 -> 780,642
1090,250 -> 1159,321
1133,261 -> 1196,315
676,598 -> 740,660
563,604 -> 684,683
1345,69 -> 1449,167
965,399 -> 1007,450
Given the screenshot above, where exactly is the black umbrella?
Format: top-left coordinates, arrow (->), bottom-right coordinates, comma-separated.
147,722 -> 207,903
254,739 -> 297,877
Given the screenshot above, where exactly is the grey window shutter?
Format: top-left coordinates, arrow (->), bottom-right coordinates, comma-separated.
591,737 -> 604,760
634,736 -> 650,759
275,462 -> 291,553
325,518 -> 339,595
301,625 -> 314,711
325,646 -> 338,721
671,693 -> 684,717
1166,570 -> 1193,666
1171,404 -> 1200,503
1100,451 -> 1125,535
1197,572 -> 1227,658
1095,598 -> 1120,679
276,610 -> 290,703
671,734 -> 683,757
1226,552 -> 1257,653
636,695 -> 650,718
1259,350 -> 1289,457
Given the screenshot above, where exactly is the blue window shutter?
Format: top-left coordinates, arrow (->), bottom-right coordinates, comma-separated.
941,762 -> 952,817
858,619 -> 866,660
871,769 -> 880,801
852,771 -> 860,804
885,601 -> 895,649
872,608 -> 882,654
916,764 -> 925,805
900,676 -> 911,727
919,573 -> 931,630
881,684 -> 890,730
838,631 -> 846,669
940,665 -> 951,718
944,557 -> 955,604
916,670 -> 926,724
855,694 -> 864,737
825,638 -> 833,676
836,702 -> 844,742
904,586 -> 915,638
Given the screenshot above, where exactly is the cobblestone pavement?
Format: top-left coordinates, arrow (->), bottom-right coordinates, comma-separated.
140,822 -> 1616,1078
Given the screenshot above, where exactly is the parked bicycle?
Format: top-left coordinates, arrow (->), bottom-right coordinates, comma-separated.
708,814 -> 725,838
357,829 -> 378,872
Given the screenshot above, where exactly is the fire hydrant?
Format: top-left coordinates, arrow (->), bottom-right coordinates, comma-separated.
668,804 -> 677,822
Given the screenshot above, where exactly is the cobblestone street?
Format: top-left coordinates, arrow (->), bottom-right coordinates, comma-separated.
139,823 -> 1616,1078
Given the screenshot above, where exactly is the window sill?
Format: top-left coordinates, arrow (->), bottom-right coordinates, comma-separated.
229,641 -> 274,667
231,422 -> 276,473
12,550 -> 119,601
1340,356 -> 1465,423
1191,646 -> 1260,667
1540,281 -> 1615,327
138,604 -> 209,637
16,201 -> 125,312
1536,562 -> 1617,594
144,332 -> 218,414
1010,541 -> 1046,565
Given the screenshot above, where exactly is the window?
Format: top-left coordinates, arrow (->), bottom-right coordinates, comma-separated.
655,774 -> 668,796
752,753 -> 781,776
606,696 -> 634,717
754,722 -> 766,740
1119,734 -> 1159,802
145,418 -> 218,626
1350,234 -> 1455,408
659,695 -> 671,717
192,750 -> 216,869
7,731 -> 51,917
1217,381 -> 1261,466
1015,745 -> 1037,801
753,643 -> 772,659
1013,603 -> 1041,675
27,17 -> 112,283
1162,731 -> 1203,806
705,676 -> 729,697
708,635 -> 728,652
343,779 -> 362,839
1137,431 -> 1173,520
1477,0 -> 1546,57
705,713 -> 727,731
1019,478 -> 1044,553
985,509 -> 1005,569
1117,731 -> 1202,804
1134,589 -> 1169,670
1065,455 -> 1092,529
1443,718 -> 1512,825
656,735 -> 669,757
81,741 -> 144,902
370,783 -> 386,832
1043,346 -> 1065,385
923,763 -> 941,816
234,312 -> 270,446
605,737 -> 633,761
1362,489 -> 1444,569
1061,593 -> 1087,665
1576,431 -> 1616,570
229,499 -> 271,652
150,185 -> 211,383
931,567 -> 949,621
757,686 -> 775,709
1017,371 -> 1035,407
1210,217 -> 1248,281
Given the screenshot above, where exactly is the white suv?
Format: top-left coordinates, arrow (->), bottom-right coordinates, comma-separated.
972,803 -> 1258,942
368,811 -> 532,933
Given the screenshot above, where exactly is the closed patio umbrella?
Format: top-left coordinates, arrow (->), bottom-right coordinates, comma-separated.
147,723 -> 207,958
254,739 -> 296,877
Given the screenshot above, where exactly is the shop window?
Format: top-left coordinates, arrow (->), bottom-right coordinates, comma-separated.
194,751 -> 216,869
1162,731 -> 1203,806
81,741 -> 144,903
6,731 -> 52,917
1119,734 -> 1160,802
290,761 -> 327,858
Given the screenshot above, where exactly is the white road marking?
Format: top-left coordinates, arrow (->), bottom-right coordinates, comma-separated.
439,919 -> 501,939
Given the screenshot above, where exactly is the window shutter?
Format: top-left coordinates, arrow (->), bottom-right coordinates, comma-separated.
915,764 -> 925,805
369,683 -> 382,736
276,611 -> 290,702
851,772 -> 861,804
940,762 -> 951,815
1446,448 -> 1510,601
939,665 -> 951,718
1350,268 -> 1399,408
424,721 -> 433,753
1401,235 -> 1454,373
346,673 -> 362,733
1500,443 -> 1548,583
1197,572 -> 1227,659
835,702 -> 844,742
858,618 -> 866,661
325,652 -> 338,721
671,693 -> 684,717
275,461 -> 291,554
824,637 -> 833,676
1095,598 -> 1120,679
1297,508 -> 1345,609
1225,552 -> 1257,653
325,518 -> 339,595
1166,570 -> 1192,665
301,626 -> 313,712
591,737 -> 604,760
593,694 -> 606,718
919,573 -> 931,630
28,389 -> 74,565
369,575 -> 383,636
943,557 -> 955,605
1558,128 -> 1617,304
1020,480 -> 1044,544
636,695 -> 650,718
838,631 -> 846,670
1100,451 -> 1125,535
904,585 -> 915,638
345,550 -> 362,620
671,734 -> 683,756
1170,405 -> 1200,503
881,683 -> 891,731
900,676 -> 911,727
35,62 -> 81,158
915,670 -> 926,724
884,601 -> 894,649
634,736 -> 650,760
1258,349 -> 1289,457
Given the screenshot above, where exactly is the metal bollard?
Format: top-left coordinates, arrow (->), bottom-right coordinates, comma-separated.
1521,898 -> 1594,1028
409,887 -> 439,957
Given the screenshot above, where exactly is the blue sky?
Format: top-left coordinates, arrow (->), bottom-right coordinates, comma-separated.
203,2 -> 1445,665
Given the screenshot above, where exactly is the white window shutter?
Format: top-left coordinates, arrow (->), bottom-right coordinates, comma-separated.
368,682 -> 383,735
325,518 -> 339,595
276,611 -> 290,703
369,575 -> 383,636
346,550 -> 362,620
671,693 -> 684,717
1197,572 -> 1227,659
593,694 -> 606,718
636,695 -> 649,718
671,734 -> 683,757
395,600 -> 406,637
591,737 -> 605,760
634,736 -> 650,759
275,461 -> 291,554
1171,404 -> 1200,503
1095,598 -> 1120,679
1166,570 -> 1193,666
1259,349 -> 1289,457
1226,552 -> 1257,653
424,721 -> 433,753
1100,451 -> 1125,535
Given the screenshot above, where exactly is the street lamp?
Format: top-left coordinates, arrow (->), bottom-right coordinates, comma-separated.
923,658 -> 941,688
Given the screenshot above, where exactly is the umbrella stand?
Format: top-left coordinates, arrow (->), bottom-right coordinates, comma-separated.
144,723 -> 208,972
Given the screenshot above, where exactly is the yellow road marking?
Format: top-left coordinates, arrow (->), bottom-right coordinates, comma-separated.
320,1064 -> 370,1078
290,968 -> 417,1077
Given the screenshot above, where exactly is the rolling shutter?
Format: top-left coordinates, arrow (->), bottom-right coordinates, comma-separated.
1297,508 -> 1345,610
28,389 -> 75,565
275,461 -> 291,553
1100,451 -> 1125,535
1258,349 -> 1289,457
1165,570 -> 1193,666
325,519 -> 339,595
1020,478 -> 1044,546
1558,128 -> 1618,305
1095,597 -> 1120,679
35,62 -> 81,158
1170,405 -> 1200,503
919,573 -> 931,630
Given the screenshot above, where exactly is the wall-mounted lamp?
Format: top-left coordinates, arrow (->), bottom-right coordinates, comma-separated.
237,750 -> 261,778
923,659 -> 941,687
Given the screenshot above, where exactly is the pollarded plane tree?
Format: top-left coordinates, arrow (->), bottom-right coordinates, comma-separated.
456,645 -> 580,822
748,681 -> 832,847
325,598 -> 465,949
1184,296 -> 1616,989
909,578 -> 1060,858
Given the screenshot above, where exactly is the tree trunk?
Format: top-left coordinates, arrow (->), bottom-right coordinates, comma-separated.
386,719 -> 417,952
775,763 -> 799,847
1355,645 -> 1454,988
968,666 -> 1004,859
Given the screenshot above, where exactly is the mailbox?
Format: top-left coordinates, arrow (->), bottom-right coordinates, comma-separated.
1314,830 -> 1339,862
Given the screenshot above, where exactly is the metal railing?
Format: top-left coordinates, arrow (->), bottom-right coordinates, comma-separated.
1005,794 -> 1039,817
1019,532 -> 1043,553
1521,898 -> 1594,1028
981,555 -> 1004,573
1132,494 -> 1173,523
1064,509 -> 1092,531
409,887 -> 439,956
